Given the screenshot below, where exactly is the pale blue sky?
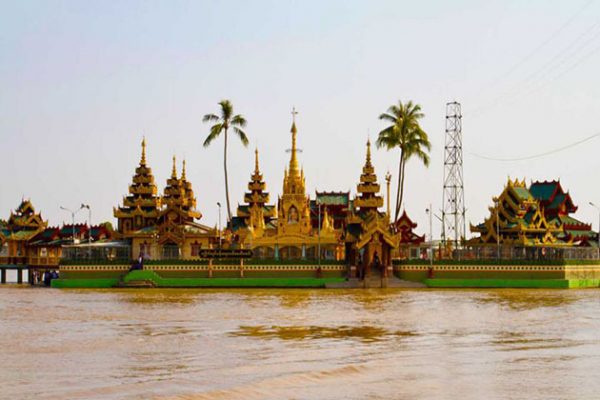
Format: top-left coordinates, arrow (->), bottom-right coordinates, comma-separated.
1,0 -> 600,237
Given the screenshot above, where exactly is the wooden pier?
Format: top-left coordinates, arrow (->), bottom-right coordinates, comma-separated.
0,256 -> 60,285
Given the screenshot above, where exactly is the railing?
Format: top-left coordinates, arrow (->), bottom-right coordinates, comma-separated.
28,257 -> 61,267
60,258 -> 347,266
394,245 -> 600,263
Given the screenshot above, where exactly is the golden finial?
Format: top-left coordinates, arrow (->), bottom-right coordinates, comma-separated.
171,155 -> 177,178
141,137 -> 147,165
181,159 -> 187,180
254,147 -> 260,173
366,139 -> 372,163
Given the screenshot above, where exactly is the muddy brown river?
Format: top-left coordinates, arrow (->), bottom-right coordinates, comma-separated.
1,285 -> 600,399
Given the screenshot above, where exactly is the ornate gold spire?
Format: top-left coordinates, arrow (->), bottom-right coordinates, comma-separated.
366,139 -> 372,167
141,137 -> 147,166
171,155 -> 177,178
181,159 -> 187,180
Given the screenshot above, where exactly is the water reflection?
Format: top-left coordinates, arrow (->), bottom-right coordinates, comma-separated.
231,325 -> 417,343
477,289 -> 579,310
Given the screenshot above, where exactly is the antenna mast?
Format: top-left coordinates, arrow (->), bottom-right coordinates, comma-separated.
441,101 -> 466,248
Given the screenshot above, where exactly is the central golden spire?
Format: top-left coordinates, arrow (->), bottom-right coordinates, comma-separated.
289,107 -> 300,177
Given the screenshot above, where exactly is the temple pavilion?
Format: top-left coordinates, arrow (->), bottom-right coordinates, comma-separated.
114,139 -> 218,260
469,178 -> 598,247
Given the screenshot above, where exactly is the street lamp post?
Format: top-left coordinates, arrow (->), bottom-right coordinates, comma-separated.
81,204 -> 91,259
590,202 -> 600,259
425,204 -> 433,269
60,205 -> 84,244
60,205 -> 84,261
317,201 -> 322,268
217,202 -> 222,252
494,199 -> 500,260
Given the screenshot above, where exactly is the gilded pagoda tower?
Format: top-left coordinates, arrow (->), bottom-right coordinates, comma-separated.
346,140 -> 398,274
114,138 -> 161,234
277,115 -> 313,237
232,148 -> 276,241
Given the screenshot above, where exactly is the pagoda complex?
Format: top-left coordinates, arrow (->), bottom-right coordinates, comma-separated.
233,113 -> 343,259
114,140 -> 217,260
344,140 -> 399,275
469,178 -> 597,247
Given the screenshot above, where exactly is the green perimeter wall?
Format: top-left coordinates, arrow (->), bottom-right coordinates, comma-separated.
54,264 -> 347,288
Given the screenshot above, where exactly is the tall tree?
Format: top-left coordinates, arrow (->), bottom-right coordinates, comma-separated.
203,100 -> 249,222
376,100 -> 431,221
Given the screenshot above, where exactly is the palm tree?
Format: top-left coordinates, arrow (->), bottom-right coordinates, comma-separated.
376,100 -> 431,221
203,100 -> 249,222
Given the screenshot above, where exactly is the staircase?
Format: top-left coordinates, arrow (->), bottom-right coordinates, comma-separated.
325,275 -> 426,289
116,270 -> 160,288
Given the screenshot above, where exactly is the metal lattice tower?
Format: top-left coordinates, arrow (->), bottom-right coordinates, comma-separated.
441,101 -> 466,248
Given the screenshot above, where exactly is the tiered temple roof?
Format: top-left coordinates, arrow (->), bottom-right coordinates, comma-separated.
7,200 -> 46,233
114,138 -> 161,233
1,199 -> 47,242
394,211 -> 425,245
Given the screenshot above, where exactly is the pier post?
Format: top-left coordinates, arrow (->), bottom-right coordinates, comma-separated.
28,268 -> 33,285
17,268 -> 23,284
240,259 -> 244,278
1,269 -> 5,284
208,259 -> 213,278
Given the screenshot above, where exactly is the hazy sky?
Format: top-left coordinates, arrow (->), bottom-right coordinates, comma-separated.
2,0 -> 600,238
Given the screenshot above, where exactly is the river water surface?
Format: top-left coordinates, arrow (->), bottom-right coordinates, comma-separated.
1,286 -> 600,400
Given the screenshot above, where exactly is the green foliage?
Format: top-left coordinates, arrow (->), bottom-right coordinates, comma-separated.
376,100 -> 431,220
99,221 -> 114,231
202,99 -> 249,222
